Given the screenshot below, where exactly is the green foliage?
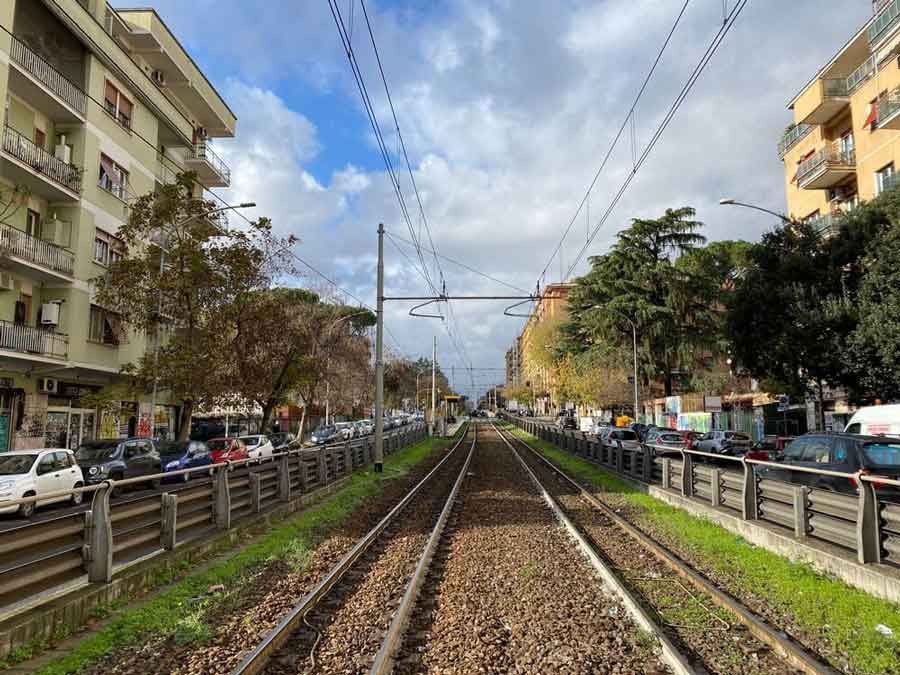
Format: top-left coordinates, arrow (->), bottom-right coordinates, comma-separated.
383,356 -> 451,409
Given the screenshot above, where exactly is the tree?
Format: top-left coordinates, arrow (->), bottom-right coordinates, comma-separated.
384,356 -> 450,410
562,207 -> 716,396
94,173 -> 294,439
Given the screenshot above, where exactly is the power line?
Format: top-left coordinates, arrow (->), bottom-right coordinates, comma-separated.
564,0 -> 749,279
535,0 -> 692,288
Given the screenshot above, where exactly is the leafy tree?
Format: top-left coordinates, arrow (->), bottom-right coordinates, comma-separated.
384,356 -> 450,410
94,173 -> 294,439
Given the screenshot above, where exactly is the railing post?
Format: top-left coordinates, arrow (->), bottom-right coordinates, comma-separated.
317,448 -> 328,485
710,469 -> 721,508
857,478 -> 882,564
642,446 -> 653,482
297,454 -> 308,493
661,458 -> 671,489
615,442 -> 624,474
214,467 -> 231,529
343,444 -> 352,475
680,450 -> 693,498
740,459 -> 758,521
85,482 -> 113,583
279,454 -> 291,501
161,493 -> 177,550
792,485 -> 809,538
249,472 -> 261,513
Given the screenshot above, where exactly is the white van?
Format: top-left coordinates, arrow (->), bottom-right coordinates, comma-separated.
844,404 -> 900,437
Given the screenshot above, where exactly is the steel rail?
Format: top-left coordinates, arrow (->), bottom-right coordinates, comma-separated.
230,422 -> 471,675
492,423 -> 696,675
498,423 -> 840,675
369,423 -> 477,674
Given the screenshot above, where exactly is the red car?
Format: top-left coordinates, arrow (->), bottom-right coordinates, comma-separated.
207,437 -> 249,464
680,431 -> 702,449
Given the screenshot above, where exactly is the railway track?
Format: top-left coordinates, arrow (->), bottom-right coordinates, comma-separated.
493,422 -> 839,675
230,423 -> 476,675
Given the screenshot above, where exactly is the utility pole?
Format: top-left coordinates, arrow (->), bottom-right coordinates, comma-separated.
374,224 -> 385,473
430,335 -> 436,437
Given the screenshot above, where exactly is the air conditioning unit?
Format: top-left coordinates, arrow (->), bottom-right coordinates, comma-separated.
38,377 -> 58,395
151,69 -> 166,86
54,137 -> 71,164
40,302 -> 60,326
0,273 -> 14,292
41,218 -> 71,248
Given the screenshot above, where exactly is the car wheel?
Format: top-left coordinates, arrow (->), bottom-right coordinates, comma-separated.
18,493 -> 36,518
71,483 -> 84,506
208,467 -> 215,478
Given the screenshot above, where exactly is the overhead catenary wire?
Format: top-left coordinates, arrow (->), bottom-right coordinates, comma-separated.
564,0 -> 749,279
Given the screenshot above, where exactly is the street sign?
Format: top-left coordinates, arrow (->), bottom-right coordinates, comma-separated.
777,394 -> 790,412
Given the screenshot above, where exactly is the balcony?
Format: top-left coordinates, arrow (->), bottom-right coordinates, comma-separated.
877,86 -> 900,130
846,54 -> 877,94
183,141 -> 231,188
869,0 -> 900,47
777,123 -> 813,159
796,142 -> 856,190
7,35 -> 86,122
0,223 -> 74,282
0,321 -> 68,361
806,213 -> 842,238
1,126 -> 81,201
795,79 -> 850,126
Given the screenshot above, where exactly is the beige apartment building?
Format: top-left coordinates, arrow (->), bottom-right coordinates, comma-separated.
0,0 -> 235,449
518,282 -> 574,414
781,0 -> 900,233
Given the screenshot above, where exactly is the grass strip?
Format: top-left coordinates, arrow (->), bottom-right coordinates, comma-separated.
503,423 -> 900,675
28,430 -> 458,675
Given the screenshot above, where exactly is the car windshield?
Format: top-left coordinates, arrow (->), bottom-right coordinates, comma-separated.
726,432 -> 750,440
336,423 -> 350,429
0,454 -> 38,475
160,441 -> 191,455
75,442 -> 120,462
863,442 -> 900,466
240,436 -> 260,445
207,439 -> 231,451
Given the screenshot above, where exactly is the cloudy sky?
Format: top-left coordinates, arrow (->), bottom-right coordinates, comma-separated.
118,0 -> 870,400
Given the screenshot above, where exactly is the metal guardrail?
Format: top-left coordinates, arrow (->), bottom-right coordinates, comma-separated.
502,415 -> 895,568
0,319 -> 68,359
0,221 -> 74,275
1,125 -> 82,194
191,141 -> 231,184
777,123 -> 813,159
9,35 -> 86,116
870,0 -> 900,45
796,142 -> 855,185
0,424 -> 427,618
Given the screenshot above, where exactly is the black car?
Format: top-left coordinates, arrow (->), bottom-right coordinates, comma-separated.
75,438 -> 163,490
557,416 -> 578,430
268,432 -> 295,451
757,433 -> 900,500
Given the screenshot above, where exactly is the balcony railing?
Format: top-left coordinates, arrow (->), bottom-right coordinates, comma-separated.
191,141 -> 231,184
821,78 -> 849,99
846,54 -> 877,94
2,126 -> 82,194
0,223 -> 74,276
869,0 -> 900,45
796,142 -> 856,185
806,213 -> 842,238
0,320 -> 67,359
882,171 -> 900,194
9,35 -> 86,116
878,86 -> 900,127
777,123 -> 813,159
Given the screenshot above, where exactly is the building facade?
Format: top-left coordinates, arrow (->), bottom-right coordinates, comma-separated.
0,0 -> 235,450
518,282 -> 574,415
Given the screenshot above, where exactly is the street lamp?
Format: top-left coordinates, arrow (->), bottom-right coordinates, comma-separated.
592,304 -> 640,422
718,198 -> 795,225
149,202 -> 256,438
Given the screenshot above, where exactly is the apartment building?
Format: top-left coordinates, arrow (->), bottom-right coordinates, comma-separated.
504,336 -> 521,389
518,282 -> 574,414
0,0 -> 235,450
781,0 -> 900,234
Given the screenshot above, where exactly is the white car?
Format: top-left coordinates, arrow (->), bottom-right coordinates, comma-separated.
335,422 -> 356,440
0,449 -> 85,517
240,435 -> 274,461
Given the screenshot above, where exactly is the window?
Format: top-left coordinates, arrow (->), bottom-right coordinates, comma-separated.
782,439 -> 807,461
26,210 -> 40,239
876,163 -> 896,195
98,154 -> 129,200
839,131 -> 855,157
89,305 -> 122,346
104,80 -> 133,129
34,128 -> 45,150
93,229 -> 123,266
801,437 -> 832,463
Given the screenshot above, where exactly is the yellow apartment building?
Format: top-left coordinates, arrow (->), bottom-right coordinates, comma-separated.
0,0 -> 235,449
518,282 -> 574,414
781,0 -> 900,233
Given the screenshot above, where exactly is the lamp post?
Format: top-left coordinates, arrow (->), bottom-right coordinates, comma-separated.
149,201 -> 255,439
718,198 -> 795,225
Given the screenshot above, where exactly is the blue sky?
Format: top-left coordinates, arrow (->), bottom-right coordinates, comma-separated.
115,1 -> 872,399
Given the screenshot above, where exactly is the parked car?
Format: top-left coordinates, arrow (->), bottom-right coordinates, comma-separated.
557,416 -> 578,430
206,437 -> 249,464
240,435 -> 274,461
76,438 -> 163,490
600,427 -> 640,447
644,427 -> 678,446
160,440 -> 213,482
268,432 -> 295,451
758,433 -> 900,499
844,404 -> 900,437
629,423 -> 649,440
693,430 -> 752,454
680,430 -> 702,449
334,422 -> 356,441
310,426 -> 339,445
651,432 -> 687,455
0,449 -> 84,517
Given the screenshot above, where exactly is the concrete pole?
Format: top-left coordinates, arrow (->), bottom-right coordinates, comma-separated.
430,336 -> 436,437
631,321 -> 639,423
374,224 -> 385,472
